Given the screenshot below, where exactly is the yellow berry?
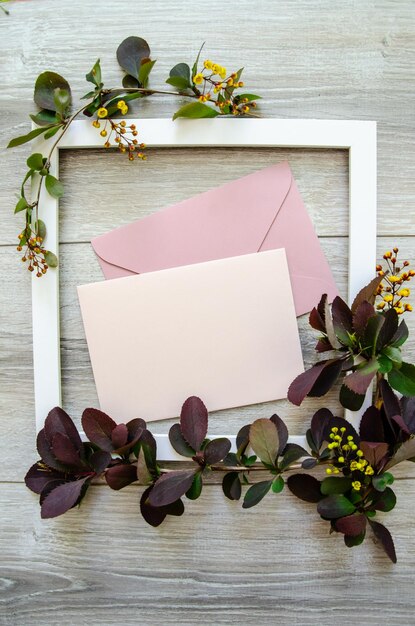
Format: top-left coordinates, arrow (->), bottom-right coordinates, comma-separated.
356,450 -> 364,457
383,294 -> 393,302
338,456 -> 345,463
92,120 -> 101,128
326,468 -> 332,474
100,130 -> 107,137
117,100 -> 126,109
384,251 -> 392,259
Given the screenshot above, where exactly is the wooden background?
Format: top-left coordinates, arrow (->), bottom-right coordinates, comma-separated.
1,0 -> 414,624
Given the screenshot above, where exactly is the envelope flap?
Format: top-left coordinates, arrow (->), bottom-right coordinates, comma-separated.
92,162 -> 292,274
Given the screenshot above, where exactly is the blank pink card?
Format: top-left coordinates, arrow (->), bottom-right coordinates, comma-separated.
77,249 -> 304,422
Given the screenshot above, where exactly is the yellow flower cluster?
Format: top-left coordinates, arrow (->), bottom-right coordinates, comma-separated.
203,59 -> 227,79
92,117 -> 146,161
376,247 -> 414,314
191,60 -> 253,116
325,426 -> 374,479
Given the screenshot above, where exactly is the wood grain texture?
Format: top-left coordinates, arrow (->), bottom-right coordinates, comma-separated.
0,0 -> 414,624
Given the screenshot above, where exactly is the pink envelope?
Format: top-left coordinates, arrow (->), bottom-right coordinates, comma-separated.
92,162 -> 337,316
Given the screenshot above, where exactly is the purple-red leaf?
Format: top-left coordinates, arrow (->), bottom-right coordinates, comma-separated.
270,414 -> 289,455
36,428 -> 67,472
379,379 -> 401,421
311,408 -> 334,450
368,519 -> 397,563
111,423 -> 129,449
359,406 -> 385,442
351,274 -> 385,313
127,418 -> 146,441
140,486 -> 185,527
25,463 -> 65,495
309,302 -> 326,332
149,469 -> 197,507
360,441 -> 389,469
343,361 -> 378,396
51,432 -> 84,469
222,472 -> 242,500
40,477 -> 90,518
204,438 -> 231,465
44,407 -> 82,452
331,296 -> 353,342
249,418 -> 279,466
287,474 -> 323,503
105,464 -> 137,490
169,423 -> 195,457
81,408 -> 117,451
180,396 -> 208,451
89,450 -> 112,474
335,513 -> 367,536
353,301 -> 375,337
288,359 -> 343,406
377,308 -> 399,350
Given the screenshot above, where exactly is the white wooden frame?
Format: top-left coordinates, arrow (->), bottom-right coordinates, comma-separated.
31,118 -> 377,459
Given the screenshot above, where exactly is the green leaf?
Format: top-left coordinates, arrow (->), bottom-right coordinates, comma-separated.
372,472 -> 394,492
122,75 -> 140,89
272,476 -> 284,493
192,42 -> 205,78
7,126 -> 50,149
116,36 -> 150,81
45,174 -> 64,199
35,219 -> 46,241
371,487 -> 396,512
14,197 -> 28,214
236,93 -> 261,102
363,315 -> 384,355
320,476 -> 352,495
186,471 -> 203,500
382,346 -> 402,365
242,480 -> 273,509
53,88 -> 71,118
378,355 -> 393,374
388,362 -> 415,396
166,63 -> 191,90
249,418 -> 279,467
44,125 -> 62,140
317,494 -> 356,519
138,59 -> 156,88
344,531 -> 366,547
86,59 -> 102,87
44,251 -> 58,268
172,101 -> 219,121
222,471 -> 242,501
390,320 -> 409,348
26,152 -> 44,171
30,110 -> 60,126
34,71 -> 72,113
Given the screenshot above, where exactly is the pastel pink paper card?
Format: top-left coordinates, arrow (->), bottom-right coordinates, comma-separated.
77,249 -> 304,423
91,162 -> 338,317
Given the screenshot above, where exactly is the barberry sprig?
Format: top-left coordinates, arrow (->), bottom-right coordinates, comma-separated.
376,247 -> 414,314
92,102 -> 146,160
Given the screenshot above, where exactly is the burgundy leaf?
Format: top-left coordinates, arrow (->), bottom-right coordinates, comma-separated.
351,274 -> 385,313
105,464 -> 137,490
89,450 -> 112,474
204,438 -> 231,465
287,474 -> 323,503
316,293 -> 327,323
169,423 -> 195,457
353,301 -> 375,337
25,463 -> 65,495
180,396 -> 208,451
140,486 -> 167,527
309,303 -> 326,332
126,418 -> 146,441
51,432 -> 84,469
139,429 -> 158,473
149,469 -> 197,507
39,479 -> 68,505
311,408 -> 334,450
339,384 -> 366,412
288,359 -> 342,406
335,513 -> 367,536
391,414 -> 411,437
36,429 -> 67,472
390,318 -> 409,347
343,363 -> 377,396
359,406 -> 385,442
331,296 -> 353,341
368,519 -> 397,563
379,379 -> 401,421
270,414 -> 289,455
44,407 -> 82,452
222,472 -> 242,501
377,308 -> 399,350
360,441 -> 389,469
236,424 -> 251,454
164,498 -> 185,517
40,477 -> 90,518
323,296 -> 342,349
111,423 -> 129,449
81,408 -> 117,451
249,418 -> 279,466
401,396 -> 415,433
316,338 -> 333,353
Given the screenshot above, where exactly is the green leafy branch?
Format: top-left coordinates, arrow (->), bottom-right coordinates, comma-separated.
8,36 -> 261,276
